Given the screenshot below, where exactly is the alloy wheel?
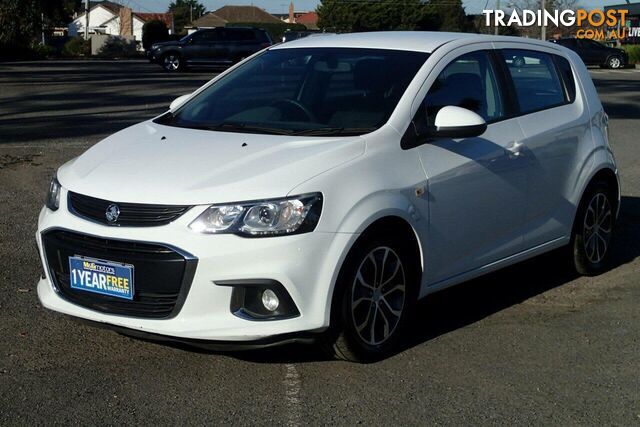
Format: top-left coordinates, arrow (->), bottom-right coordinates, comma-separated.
609,57 -> 621,69
350,246 -> 406,346
164,55 -> 180,71
583,192 -> 613,264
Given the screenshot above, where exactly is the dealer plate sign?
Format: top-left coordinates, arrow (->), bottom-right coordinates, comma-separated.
69,256 -> 134,300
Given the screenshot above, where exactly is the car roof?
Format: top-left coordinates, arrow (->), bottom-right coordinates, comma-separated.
270,31 -> 554,53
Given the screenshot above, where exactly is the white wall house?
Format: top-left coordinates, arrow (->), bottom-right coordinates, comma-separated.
68,4 -> 118,37
68,2 -> 173,51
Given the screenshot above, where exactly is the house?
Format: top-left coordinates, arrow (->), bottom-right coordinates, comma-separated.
191,13 -> 228,29
211,5 -> 282,24
274,2 -> 319,30
295,12 -> 319,30
68,0 -> 174,49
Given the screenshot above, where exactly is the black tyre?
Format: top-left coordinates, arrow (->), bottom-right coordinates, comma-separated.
162,52 -> 183,72
322,233 -> 420,362
571,181 -> 616,276
607,55 -> 623,69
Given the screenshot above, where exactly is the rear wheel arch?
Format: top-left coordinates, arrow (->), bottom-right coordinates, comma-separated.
588,168 -> 619,209
570,169 -> 618,275
573,167 -> 619,230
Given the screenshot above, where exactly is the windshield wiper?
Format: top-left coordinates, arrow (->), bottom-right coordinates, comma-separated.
293,127 -> 377,136
209,122 -> 295,135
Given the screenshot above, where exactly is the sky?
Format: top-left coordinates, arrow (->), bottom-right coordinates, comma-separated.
125,0 -> 638,15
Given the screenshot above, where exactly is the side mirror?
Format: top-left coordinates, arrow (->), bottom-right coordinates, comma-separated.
169,93 -> 191,111
431,106 -> 487,138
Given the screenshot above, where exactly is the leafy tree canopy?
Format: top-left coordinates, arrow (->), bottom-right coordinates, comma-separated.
142,19 -> 169,50
0,0 -> 79,54
168,0 -> 206,34
317,0 -> 469,33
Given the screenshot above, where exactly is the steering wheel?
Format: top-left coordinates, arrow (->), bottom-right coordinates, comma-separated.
270,99 -> 316,122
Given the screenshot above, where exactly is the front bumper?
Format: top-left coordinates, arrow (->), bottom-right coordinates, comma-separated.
74,317 -> 318,351
146,50 -> 160,63
36,189 -> 355,343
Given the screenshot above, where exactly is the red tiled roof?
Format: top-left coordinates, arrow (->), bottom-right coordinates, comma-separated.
192,13 -> 228,28
296,12 -> 318,24
212,5 -> 282,24
135,12 -> 174,29
296,11 -> 318,25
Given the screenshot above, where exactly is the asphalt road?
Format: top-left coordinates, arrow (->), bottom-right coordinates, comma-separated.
1,61 -> 639,425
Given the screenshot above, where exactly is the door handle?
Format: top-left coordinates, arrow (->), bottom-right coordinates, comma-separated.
505,141 -> 524,159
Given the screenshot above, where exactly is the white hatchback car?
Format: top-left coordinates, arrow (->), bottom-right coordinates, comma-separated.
37,32 -> 619,361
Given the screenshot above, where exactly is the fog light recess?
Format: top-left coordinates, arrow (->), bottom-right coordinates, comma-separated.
215,279 -> 300,321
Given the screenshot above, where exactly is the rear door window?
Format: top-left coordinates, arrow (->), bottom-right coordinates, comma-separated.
225,29 -> 257,42
500,49 -> 566,114
191,30 -> 219,43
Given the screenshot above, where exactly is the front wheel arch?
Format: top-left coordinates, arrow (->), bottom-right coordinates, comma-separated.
323,216 -> 422,361
605,54 -> 623,69
161,51 -> 183,71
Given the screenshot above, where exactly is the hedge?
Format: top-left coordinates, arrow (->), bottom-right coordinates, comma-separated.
622,44 -> 640,65
62,37 -> 90,57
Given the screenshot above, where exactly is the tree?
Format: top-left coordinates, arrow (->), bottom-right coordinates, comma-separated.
510,0 -> 580,38
168,0 -> 206,35
317,0 -> 470,33
425,0 -> 467,32
0,0 -> 78,57
142,19 -> 169,50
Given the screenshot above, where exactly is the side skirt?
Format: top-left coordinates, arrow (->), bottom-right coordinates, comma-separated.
419,236 -> 570,298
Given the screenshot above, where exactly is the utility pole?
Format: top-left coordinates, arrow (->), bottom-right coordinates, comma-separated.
495,0 -> 500,35
84,0 -> 89,40
540,0 -> 546,41
41,12 -> 45,45
190,4 -> 193,23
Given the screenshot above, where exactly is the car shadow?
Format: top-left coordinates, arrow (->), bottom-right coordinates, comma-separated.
118,197 -> 640,364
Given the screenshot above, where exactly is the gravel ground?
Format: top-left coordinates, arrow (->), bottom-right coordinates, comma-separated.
0,62 -> 639,425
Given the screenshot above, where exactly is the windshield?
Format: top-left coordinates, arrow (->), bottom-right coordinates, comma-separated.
157,47 -> 429,136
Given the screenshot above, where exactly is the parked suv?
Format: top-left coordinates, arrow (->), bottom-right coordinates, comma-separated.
550,37 -> 628,69
38,32 -> 619,362
148,27 -> 272,71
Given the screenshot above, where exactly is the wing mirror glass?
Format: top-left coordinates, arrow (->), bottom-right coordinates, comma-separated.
169,93 -> 191,110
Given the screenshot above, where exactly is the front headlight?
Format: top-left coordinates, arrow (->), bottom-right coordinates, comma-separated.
189,193 -> 322,236
45,175 -> 61,211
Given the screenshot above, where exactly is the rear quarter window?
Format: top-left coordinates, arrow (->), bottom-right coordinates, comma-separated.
553,55 -> 576,103
500,49 -> 567,114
